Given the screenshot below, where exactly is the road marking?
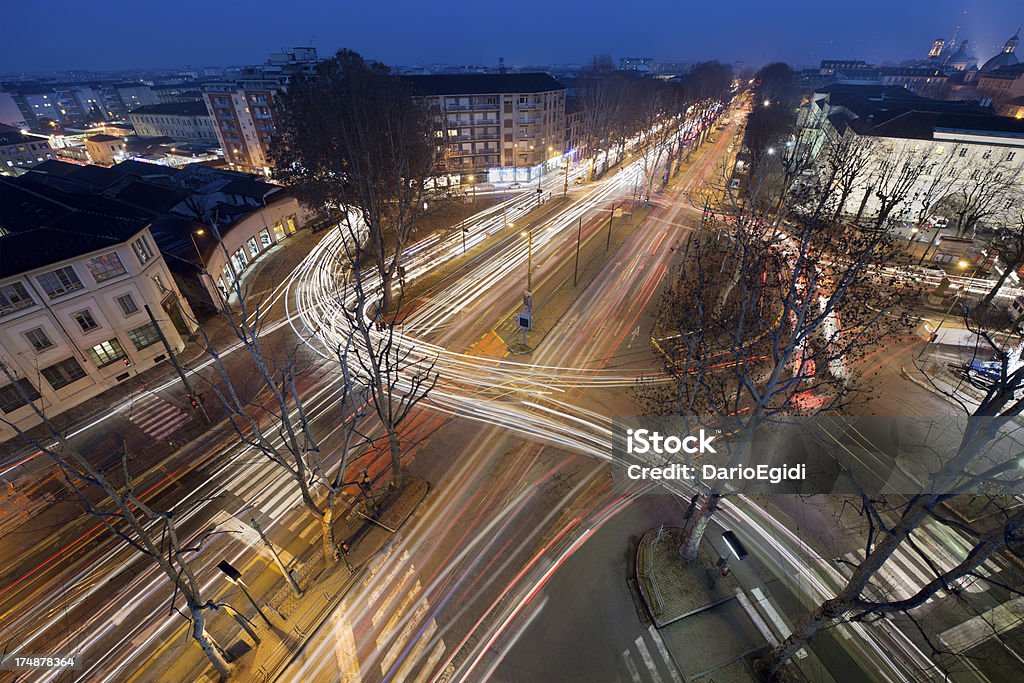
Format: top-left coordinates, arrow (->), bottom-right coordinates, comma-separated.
412,639 -> 447,683
734,590 -> 779,646
750,587 -> 806,659
647,625 -> 684,683
633,635 -> 664,683
622,650 -> 643,683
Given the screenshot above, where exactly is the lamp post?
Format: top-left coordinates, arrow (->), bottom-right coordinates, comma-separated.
216,560 -> 272,627
521,229 -> 533,292
908,226 -> 919,250
919,259 -> 978,359
467,174 -> 476,205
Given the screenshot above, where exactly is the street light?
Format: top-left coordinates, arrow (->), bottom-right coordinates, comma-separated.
189,228 -> 206,266
521,229 -> 533,292
216,560 -> 272,627
467,174 -> 476,204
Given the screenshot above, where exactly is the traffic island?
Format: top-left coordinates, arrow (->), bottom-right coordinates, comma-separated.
636,526 -> 734,627
636,527 -> 765,682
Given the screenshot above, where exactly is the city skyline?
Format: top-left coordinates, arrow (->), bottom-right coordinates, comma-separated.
1,1 -> 1022,74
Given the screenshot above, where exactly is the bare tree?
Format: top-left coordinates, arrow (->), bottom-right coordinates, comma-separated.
333,219 -> 440,488
272,49 -> 442,313
942,158 -> 1023,237
641,110 -> 909,560
0,361 -> 234,680
981,209 -> 1024,307
760,320 -> 1024,678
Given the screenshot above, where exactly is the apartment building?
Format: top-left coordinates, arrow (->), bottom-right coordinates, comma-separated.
203,48 -> 321,174
0,176 -> 196,440
801,83 -> 1024,238
405,73 -> 567,182
0,124 -> 55,175
24,159 -> 308,312
128,101 -> 217,142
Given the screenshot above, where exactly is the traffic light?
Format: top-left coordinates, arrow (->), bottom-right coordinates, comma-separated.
341,542 -> 351,555
188,394 -> 200,410
122,358 -> 132,367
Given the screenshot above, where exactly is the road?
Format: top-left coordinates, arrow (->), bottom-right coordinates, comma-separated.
1,94 -> 1019,683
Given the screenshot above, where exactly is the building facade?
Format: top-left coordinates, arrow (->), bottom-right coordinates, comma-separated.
0,125 -> 55,175
128,101 -> 217,142
202,86 -> 277,172
0,179 -> 196,440
802,84 -> 1024,236
406,73 -> 567,181
202,48 -> 321,174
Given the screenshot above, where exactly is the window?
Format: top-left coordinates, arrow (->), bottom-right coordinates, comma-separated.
85,252 -> 126,282
247,236 -> 260,258
127,322 -> 161,350
37,266 -> 83,298
0,379 -> 41,414
0,281 -> 34,317
1008,152 -> 1017,162
41,357 -> 87,390
132,236 -> 154,264
152,274 -> 165,292
73,309 -> 99,332
87,338 -> 128,368
24,327 -> 53,351
958,148 -> 967,157
115,293 -> 139,316
259,228 -> 272,247
982,151 -> 992,160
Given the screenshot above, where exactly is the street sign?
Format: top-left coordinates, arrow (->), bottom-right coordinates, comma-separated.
518,312 -> 532,330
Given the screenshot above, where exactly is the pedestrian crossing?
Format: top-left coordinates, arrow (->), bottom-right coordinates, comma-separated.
835,518 -> 1002,604
330,544 -> 446,682
619,625 -> 684,683
118,392 -> 192,440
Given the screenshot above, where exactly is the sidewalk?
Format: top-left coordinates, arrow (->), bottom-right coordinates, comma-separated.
636,527 -> 763,682
149,476 -> 429,682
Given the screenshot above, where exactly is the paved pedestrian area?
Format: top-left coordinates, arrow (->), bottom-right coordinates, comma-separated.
636,527 -> 763,682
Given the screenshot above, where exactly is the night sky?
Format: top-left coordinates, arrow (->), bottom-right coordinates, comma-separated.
2,1 -> 1021,74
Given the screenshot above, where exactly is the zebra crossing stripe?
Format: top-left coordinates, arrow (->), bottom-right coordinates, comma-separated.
372,566 -> 417,629
633,636 -> 664,683
621,650 -> 643,683
390,612 -> 437,682
411,639 -> 447,683
647,625 -> 684,683
332,607 -> 361,681
379,596 -> 430,674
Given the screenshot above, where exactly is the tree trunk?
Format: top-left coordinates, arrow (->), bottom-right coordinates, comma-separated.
388,430 -> 403,487
759,599 -> 843,680
679,492 -> 718,560
320,507 -> 339,564
981,258 -> 1018,307
191,605 -> 233,680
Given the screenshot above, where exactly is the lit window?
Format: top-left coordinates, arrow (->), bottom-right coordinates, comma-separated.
85,252 -> 126,282
37,266 -> 84,298
87,338 -> 128,368
132,237 -> 154,265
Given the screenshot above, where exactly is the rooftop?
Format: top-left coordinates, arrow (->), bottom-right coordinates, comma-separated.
404,72 -> 565,96
128,101 -> 211,117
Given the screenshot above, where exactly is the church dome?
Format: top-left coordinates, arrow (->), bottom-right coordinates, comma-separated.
982,30 -> 1020,72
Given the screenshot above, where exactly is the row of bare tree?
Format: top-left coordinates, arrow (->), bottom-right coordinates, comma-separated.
643,63 -> 1024,680
1,49 -> 441,679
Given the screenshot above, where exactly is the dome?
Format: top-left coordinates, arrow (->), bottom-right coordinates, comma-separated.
981,51 -> 1019,71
